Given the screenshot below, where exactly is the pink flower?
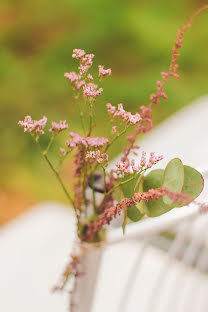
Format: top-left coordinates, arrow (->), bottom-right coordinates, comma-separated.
67,132 -> 109,150
64,72 -> 86,91
60,148 -> 66,156
79,54 -> 95,75
86,136 -> 109,147
115,161 -> 130,176
75,80 -> 85,90
140,151 -> 146,167
49,120 -> 68,134
87,74 -> 93,81
18,115 -> 47,135
64,72 -> 81,84
72,49 -> 86,60
106,103 -> 141,125
85,150 -> 108,164
147,152 -> 163,168
98,65 -> 112,80
112,126 -> 117,134
83,83 -> 103,99
131,159 -> 141,173
106,103 -> 116,114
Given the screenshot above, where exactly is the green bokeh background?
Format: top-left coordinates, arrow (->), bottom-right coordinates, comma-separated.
1,0 -> 208,204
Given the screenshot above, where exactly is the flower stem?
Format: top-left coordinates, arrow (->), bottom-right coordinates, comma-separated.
77,99 -> 86,134
43,152 -> 75,208
44,135 -> 55,154
90,174 -> 96,213
102,167 -> 107,194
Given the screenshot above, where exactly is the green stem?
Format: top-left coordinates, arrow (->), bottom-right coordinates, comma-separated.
44,135 -> 55,154
105,128 -> 127,153
43,152 -> 75,209
106,174 -> 136,197
91,174 -> 96,213
77,99 -> 85,134
102,166 -> 107,194
83,171 -> 88,217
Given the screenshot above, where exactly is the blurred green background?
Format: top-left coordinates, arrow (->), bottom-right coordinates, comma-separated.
0,0 -> 208,218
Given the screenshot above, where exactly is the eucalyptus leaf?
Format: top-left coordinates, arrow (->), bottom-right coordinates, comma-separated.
143,169 -> 173,217
121,173 -> 140,198
163,158 -> 184,205
121,173 -> 144,222
179,165 -> 204,204
127,205 -> 143,222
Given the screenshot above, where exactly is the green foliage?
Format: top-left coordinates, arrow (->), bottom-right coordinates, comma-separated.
141,159 -> 204,218
179,165 -> 204,206
121,173 -> 144,225
127,205 -> 143,222
143,169 -> 172,217
163,158 -> 184,205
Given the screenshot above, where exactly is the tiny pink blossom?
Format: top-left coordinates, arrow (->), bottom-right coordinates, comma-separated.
107,103 -> 141,125
112,126 -> 117,134
83,83 -> 103,99
98,65 -> 112,80
85,150 -> 108,164
79,53 -> 95,75
86,136 -> 109,147
60,148 -> 66,156
64,72 -> 81,84
106,103 -> 116,115
115,161 -> 130,176
131,159 -> 141,173
75,80 -> 86,90
72,49 -> 86,60
49,120 -> 68,134
18,115 -> 47,135
87,74 -> 93,81
140,151 -> 146,167
68,132 -> 109,149
147,152 -> 163,167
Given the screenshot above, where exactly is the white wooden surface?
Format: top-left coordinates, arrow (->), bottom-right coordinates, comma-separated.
1,96 -> 208,312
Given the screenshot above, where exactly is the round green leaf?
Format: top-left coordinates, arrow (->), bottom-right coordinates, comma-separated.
121,173 -> 140,198
143,169 -> 172,217
182,165 -> 204,200
163,158 -> 184,205
127,205 -> 143,222
120,173 -> 144,222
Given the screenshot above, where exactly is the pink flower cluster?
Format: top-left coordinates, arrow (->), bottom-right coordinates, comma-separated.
125,105 -> 153,147
85,150 -> 108,164
79,53 -> 95,75
49,120 -> 68,134
60,147 -> 66,156
72,49 -> 94,75
66,132 -> 109,152
106,103 -> 141,125
135,151 -> 163,169
64,72 -> 85,90
114,151 -> 163,177
83,83 -> 103,99
112,126 -> 117,134
72,49 -> 86,59
115,161 -> 130,176
18,115 -> 47,135
150,80 -> 168,106
98,65 -> 112,80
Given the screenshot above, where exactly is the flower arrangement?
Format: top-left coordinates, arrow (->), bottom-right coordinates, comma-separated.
18,4 -> 207,310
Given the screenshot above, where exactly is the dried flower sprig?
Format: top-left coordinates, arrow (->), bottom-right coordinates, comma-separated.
18,5 -> 208,309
